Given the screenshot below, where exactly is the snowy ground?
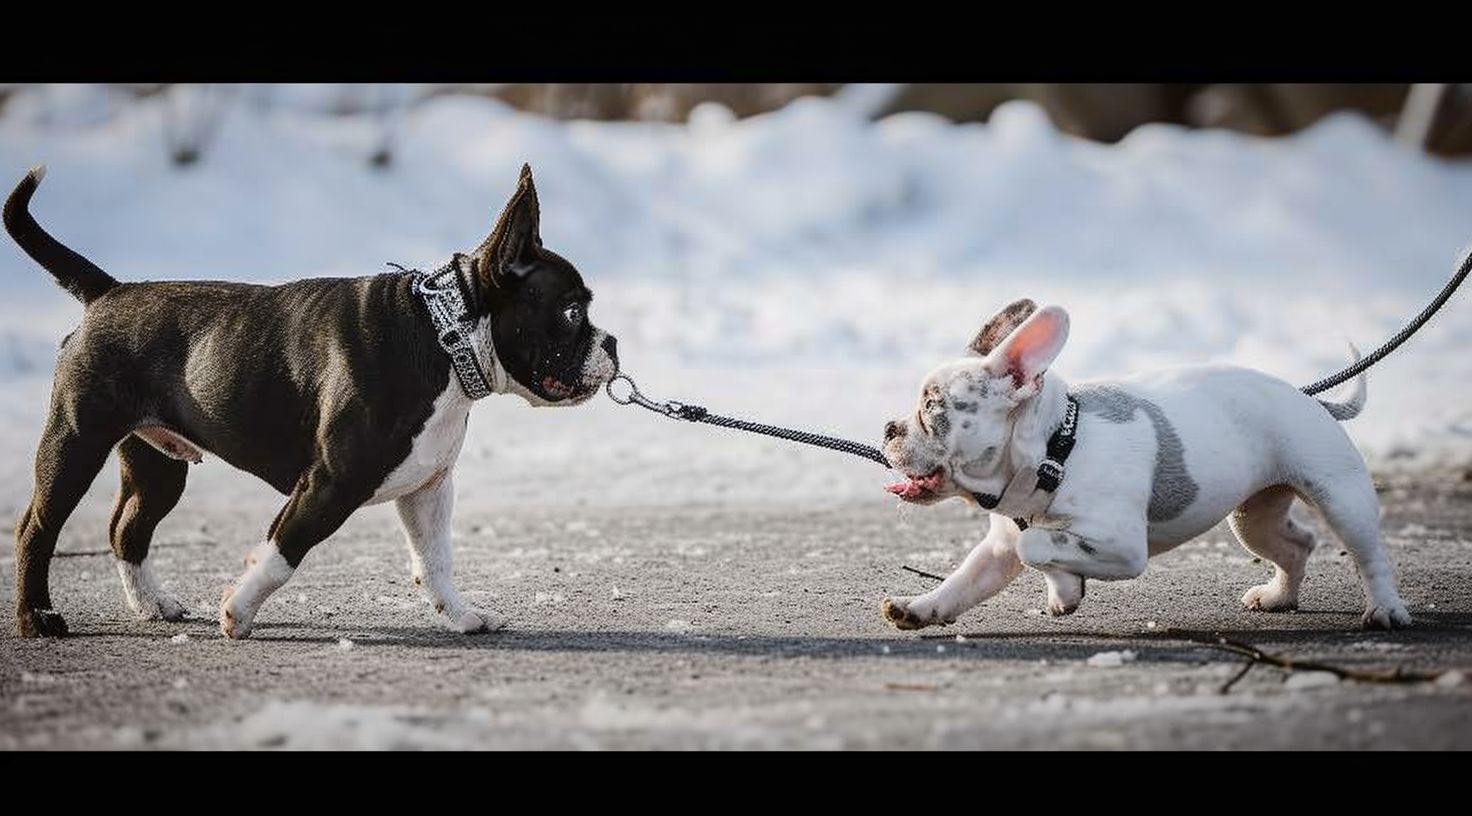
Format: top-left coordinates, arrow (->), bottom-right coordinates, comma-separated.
2,85 -> 1471,750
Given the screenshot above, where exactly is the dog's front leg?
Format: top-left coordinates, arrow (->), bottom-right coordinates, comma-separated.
1017,526 -> 1147,616
396,471 -> 506,634
883,516 -> 1025,630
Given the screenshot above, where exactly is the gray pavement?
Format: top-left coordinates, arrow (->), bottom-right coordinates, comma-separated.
3,470 -> 1471,750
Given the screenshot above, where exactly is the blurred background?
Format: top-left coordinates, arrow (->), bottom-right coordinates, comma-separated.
1,83 -> 1470,513
6,83 -> 1469,160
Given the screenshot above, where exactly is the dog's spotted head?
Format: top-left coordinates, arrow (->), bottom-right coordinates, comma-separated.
468,164 -> 617,406
883,299 -> 1069,505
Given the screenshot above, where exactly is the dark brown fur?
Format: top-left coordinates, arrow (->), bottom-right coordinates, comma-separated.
6,164 -> 610,637
968,298 -> 1037,357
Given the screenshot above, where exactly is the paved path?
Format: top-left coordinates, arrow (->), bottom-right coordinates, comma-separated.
3,471 -> 1470,749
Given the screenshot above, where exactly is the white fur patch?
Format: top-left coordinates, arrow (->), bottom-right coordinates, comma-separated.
220,541 -> 294,640
396,474 -> 505,633
367,383 -> 472,505
115,556 -> 186,621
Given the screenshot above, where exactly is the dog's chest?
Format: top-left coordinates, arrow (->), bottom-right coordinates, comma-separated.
366,382 -> 471,506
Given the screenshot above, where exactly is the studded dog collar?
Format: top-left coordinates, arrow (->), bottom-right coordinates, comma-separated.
409,260 -> 499,400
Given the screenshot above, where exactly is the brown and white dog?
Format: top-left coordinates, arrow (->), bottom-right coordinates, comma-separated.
879,299 -> 1411,631
4,164 -> 618,639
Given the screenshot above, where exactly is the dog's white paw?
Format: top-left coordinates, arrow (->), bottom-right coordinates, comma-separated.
450,608 -> 506,634
881,596 -> 951,630
1362,601 -> 1412,630
117,559 -> 188,622
1241,583 -> 1298,613
133,592 -> 188,622
1044,572 -> 1084,617
1046,597 -> 1079,617
219,591 -> 256,640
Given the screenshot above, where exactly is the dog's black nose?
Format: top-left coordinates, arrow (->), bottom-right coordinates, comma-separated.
885,420 -> 903,442
601,334 -> 618,369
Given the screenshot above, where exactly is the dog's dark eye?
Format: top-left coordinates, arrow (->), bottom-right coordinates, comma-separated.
562,304 -> 583,326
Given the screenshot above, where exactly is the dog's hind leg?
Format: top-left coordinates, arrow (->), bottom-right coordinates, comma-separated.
15,412 -> 118,637
1303,478 -> 1411,630
110,435 -> 189,622
396,470 -> 505,634
220,464 -> 370,639
1230,486 -> 1315,613
883,515 -> 1025,630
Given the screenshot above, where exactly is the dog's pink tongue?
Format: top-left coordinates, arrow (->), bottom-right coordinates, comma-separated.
886,479 -> 921,498
887,471 -> 941,497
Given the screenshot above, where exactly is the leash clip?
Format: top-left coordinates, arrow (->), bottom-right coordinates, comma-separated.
606,372 -> 701,419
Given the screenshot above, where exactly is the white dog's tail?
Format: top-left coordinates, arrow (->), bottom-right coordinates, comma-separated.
1318,344 -> 1367,421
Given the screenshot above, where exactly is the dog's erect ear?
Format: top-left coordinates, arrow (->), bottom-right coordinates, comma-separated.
987,305 -> 1069,391
968,298 -> 1038,356
474,163 -> 542,287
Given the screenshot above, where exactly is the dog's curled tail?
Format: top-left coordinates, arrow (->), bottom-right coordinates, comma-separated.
1318,343 -> 1367,421
4,166 -> 119,304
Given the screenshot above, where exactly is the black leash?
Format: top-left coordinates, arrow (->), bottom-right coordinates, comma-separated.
1301,243 -> 1471,395
606,373 -> 890,467
607,244 -> 1471,466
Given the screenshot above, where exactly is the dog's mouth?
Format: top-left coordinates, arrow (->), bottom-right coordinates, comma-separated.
886,469 -> 947,502
542,375 -> 600,403
542,376 -> 577,399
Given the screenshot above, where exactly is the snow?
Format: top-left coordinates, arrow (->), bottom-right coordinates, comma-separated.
1284,670 -> 1341,690
1435,670 -> 1466,687
1087,650 -> 1138,668
169,633 -> 190,644
2,86 -> 1471,513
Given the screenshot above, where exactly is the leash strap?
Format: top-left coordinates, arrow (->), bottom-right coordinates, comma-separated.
400,260 -> 497,400
1301,243 -> 1471,395
606,373 -> 890,467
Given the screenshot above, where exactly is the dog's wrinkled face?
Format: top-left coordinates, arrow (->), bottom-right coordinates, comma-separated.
471,165 -> 617,406
883,299 -> 1069,504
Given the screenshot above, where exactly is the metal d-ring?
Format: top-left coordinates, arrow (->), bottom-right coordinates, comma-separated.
606,373 -> 639,405
606,372 -> 682,416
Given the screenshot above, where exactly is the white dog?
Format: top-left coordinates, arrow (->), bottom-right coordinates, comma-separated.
880,299 -> 1411,631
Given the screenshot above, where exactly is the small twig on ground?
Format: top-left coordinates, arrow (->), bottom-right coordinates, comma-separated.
896,565 -> 1447,687
1219,657 -> 1256,694
901,564 -> 947,582
1160,628 -> 1442,685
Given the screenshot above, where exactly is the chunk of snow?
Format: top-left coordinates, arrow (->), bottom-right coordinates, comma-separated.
1284,671 -> 1340,689
1435,670 -> 1466,688
1086,650 -> 1138,668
